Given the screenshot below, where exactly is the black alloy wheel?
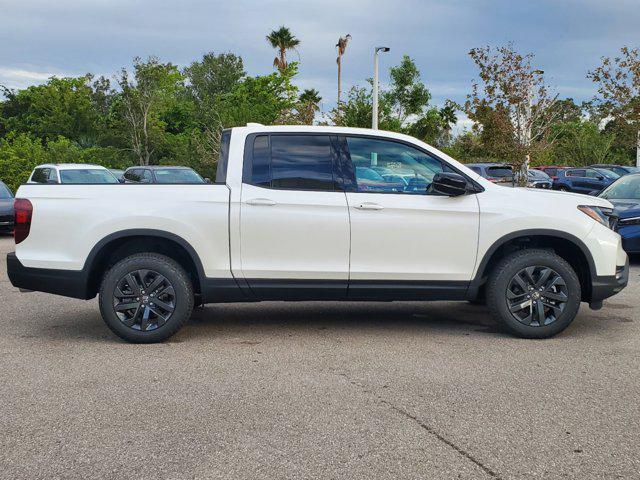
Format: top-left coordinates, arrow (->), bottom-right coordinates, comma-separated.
506,266 -> 568,327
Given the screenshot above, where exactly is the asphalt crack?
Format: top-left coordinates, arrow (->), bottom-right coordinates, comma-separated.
338,373 -> 501,479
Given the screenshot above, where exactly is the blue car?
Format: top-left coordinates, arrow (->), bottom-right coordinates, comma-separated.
599,173 -> 640,253
553,167 -> 619,194
0,181 -> 14,235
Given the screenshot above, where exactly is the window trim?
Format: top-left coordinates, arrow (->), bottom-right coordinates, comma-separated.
338,133 -> 483,195
242,132 -> 343,193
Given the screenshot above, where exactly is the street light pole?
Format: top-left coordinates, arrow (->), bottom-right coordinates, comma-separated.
372,46 -> 390,130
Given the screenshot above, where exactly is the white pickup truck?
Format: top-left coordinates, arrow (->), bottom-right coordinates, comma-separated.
7,125 -> 629,342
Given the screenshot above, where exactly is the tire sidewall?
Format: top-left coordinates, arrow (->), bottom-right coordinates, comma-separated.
99,254 -> 193,343
488,250 -> 581,338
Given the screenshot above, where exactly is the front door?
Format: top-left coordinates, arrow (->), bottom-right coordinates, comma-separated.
341,135 -> 480,299
239,134 -> 350,299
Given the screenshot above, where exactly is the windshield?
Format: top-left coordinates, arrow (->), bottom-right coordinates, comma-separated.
600,175 -> 640,200
594,168 -> 620,180
153,168 -> 204,184
60,169 -> 119,184
0,183 -> 13,199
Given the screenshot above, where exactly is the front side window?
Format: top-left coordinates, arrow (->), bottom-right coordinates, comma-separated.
125,169 -> 152,183
545,168 -> 558,177
245,135 -> 336,191
345,136 -> 450,194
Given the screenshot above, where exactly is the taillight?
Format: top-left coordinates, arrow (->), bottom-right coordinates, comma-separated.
14,198 -> 33,244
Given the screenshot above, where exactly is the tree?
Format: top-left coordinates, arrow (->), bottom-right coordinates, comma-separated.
297,88 -> 322,125
116,56 -> 184,165
465,43 -> 557,182
588,47 -> 640,166
184,52 -> 245,107
384,55 -> 431,125
552,121 -> 615,166
266,26 -> 300,72
336,34 -> 351,105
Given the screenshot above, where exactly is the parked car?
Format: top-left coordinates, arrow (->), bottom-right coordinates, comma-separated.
598,173 -> 640,253
123,166 -> 208,184
28,164 -> 120,184
553,167 -> 619,194
532,165 -> 565,181
527,168 -> 553,189
7,125 -> 628,342
466,163 -> 551,188
590,164 -> 639,177
0,181 -> 14,234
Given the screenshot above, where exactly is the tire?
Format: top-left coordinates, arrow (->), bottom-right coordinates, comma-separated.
99,253 -> 194,343
558,186 -> 570,192
486,249 -> 581,339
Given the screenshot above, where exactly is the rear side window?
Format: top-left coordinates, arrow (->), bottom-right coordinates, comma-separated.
545,168 -> 557,177
566,169 -> 586,177
244,134 -> 336,191
486,167 -> 513,178
125,169 -> 152,183
31,168 -> 51,183
215,129 -> 231,183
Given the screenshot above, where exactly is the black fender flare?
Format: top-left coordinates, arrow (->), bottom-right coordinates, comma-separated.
467,229 -> 596,299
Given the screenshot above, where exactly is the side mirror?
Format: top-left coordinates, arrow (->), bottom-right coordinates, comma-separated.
204,177 -> 211,184
431,172 -> 468,196
597,175 -> 604,181
118,178 -> 125,184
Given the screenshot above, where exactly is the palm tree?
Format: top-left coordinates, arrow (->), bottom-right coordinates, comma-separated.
266,26 -> 300,72
336,34 -> 351,104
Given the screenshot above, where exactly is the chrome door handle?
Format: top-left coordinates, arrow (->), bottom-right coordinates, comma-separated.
245,198 -> 277,206
354,203 -> 384,211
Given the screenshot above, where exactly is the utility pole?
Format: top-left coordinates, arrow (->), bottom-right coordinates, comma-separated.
372,46 -> 390,129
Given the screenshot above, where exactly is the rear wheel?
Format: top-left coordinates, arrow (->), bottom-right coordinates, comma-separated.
558,185 -> 570,192
486,249 -> 581,338
99,253 -> 194,343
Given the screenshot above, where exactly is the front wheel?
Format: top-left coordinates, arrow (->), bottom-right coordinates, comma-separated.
99,253 -> 194,343
486,249 -> 581,338
557,185 -> 571,192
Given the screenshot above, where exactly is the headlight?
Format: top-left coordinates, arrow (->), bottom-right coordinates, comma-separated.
578,205 -> 615,228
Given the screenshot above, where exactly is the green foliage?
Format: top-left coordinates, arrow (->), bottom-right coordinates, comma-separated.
551,120 -> 615,166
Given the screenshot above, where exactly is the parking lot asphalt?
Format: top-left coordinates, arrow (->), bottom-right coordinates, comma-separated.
1,236 -> 639,479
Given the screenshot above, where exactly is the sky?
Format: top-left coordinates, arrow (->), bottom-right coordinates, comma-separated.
1,0 -> 639,131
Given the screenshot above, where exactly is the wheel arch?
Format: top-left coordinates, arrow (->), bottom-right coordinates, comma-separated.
84,229 -> 206,299
468,229 -> 596,302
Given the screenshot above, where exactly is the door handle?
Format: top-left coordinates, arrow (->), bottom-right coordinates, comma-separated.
245,198 -> 277,206
354,203 -> 384,211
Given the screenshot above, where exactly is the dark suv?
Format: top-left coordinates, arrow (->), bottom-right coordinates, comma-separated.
123,166 -> 208,184
553,167 -> 619,194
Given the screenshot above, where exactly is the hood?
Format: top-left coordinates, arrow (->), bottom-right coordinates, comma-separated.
607,198 -> 640,218
507,186 -> 614,209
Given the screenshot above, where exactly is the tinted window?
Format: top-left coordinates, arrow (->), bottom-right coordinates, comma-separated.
60,169 -> 118,184
125,169 -> 152,183
346,136 -> 449,194
154,168 -> 204,184
545,168 -> 557,177
270,135 -> 334,190
566,169 -> 586,177
31,168 -> 51,183
0,183 -> 12,199
469,166 -> 482,174
216,130 -> 231,183
486,167 -> 513,178
250,135 -> 271,187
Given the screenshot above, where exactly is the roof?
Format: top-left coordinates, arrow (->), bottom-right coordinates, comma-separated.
33,163 -> 109,170
123,166 -> 196,170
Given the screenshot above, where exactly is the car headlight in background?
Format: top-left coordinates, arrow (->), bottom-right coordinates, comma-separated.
578,205 -> 616,229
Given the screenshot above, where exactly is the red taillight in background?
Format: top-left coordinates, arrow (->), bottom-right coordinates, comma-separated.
14,198 -> 33,244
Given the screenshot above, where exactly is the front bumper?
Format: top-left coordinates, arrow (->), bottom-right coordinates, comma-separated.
590,257 -> 629,304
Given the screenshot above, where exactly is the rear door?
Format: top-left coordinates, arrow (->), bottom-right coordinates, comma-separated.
341,135 -> 480,298
239,133 -> 350,299
565,169 -> 590,192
